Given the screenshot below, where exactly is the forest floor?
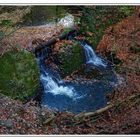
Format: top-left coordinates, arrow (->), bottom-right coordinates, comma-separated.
0,12 -> 140,134
0,6 -> 64,55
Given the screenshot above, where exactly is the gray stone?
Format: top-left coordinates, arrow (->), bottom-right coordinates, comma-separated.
0,119 -> 13,129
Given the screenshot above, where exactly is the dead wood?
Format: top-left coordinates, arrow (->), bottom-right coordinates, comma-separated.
74,93 -> 140,120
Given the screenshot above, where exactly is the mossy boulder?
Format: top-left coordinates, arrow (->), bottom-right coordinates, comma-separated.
0,49 -> 39,101
58,42 -> 85,77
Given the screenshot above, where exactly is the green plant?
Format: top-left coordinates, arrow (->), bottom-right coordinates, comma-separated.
62,27 -> 72,34
0,19 -> 13,27
111,44 -> 118,54
118,6 -> 133,17
0,19 -> 17,41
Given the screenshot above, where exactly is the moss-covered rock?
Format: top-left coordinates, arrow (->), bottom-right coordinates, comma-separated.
0,49 -> 39,101
58,42 -> 84,77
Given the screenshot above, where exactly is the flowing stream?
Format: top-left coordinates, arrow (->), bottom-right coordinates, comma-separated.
80,41 -> 107,68
36,40 -> 118,113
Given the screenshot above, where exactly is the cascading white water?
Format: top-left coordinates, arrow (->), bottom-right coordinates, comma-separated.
38,41 -> 117,113
34,14 -> 78,99
40,72 -> 76,98
37,56 -> 77,99
82,43 -> 107,67
38,41 -> 107,100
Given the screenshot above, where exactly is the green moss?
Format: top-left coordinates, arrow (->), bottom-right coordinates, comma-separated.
0,19 -> 13,27
79,6 -> 134,47
59,42 -> 84,77
62,27 -> 73,35
0,49 -> 39,101
118,6 -> 134,17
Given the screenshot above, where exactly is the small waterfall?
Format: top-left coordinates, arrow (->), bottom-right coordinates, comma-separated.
36,49 -> 77,99
80,41 -> 107,68
35,38 -> 117,113
40,73 -> 76,98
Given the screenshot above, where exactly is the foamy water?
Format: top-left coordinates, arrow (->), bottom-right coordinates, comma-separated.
40,73 -> 77,98
81,43 -> 107,67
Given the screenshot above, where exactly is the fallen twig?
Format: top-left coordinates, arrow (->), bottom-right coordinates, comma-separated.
43,115 -> 55,125
74,93 -> 140,120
